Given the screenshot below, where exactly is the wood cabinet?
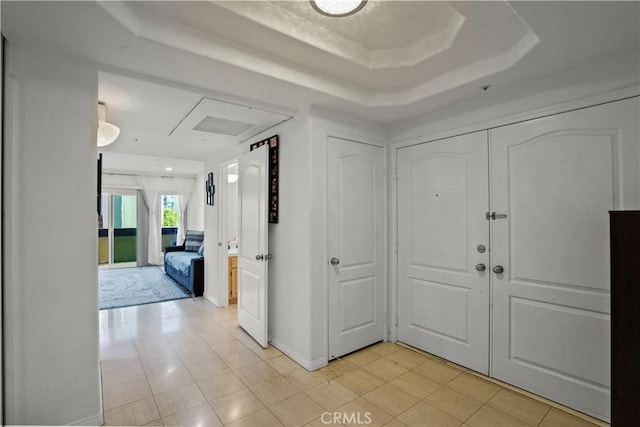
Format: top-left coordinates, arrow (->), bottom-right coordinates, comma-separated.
228,255 -> 238,304
610,211 -> 640,426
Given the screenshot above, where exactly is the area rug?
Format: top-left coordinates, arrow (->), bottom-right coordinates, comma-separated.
99,266 -> 191,310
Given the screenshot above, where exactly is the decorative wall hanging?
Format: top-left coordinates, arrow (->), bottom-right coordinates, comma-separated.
206,172 -> 215,206
250,135 -> 279,223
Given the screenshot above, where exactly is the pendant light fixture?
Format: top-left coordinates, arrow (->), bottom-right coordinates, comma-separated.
97,101 -> 120,147
310,0 -> 367,17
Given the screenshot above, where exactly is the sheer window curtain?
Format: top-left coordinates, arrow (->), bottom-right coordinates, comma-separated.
172,178 -> 196,245
138,175 -> 163,265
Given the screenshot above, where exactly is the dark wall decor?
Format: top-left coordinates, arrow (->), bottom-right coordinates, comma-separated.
250,135 -> 279,223
97,153 -> 103,213
206,172 -> 215,206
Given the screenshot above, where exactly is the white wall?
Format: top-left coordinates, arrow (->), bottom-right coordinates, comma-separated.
202,159 -> 221,305
187,170 -> 205,231
3,42 -> 102,425
202,109 -> 317,367
264,110 -> 313,367
0,10 -> 5,425
389,51 -> 639,144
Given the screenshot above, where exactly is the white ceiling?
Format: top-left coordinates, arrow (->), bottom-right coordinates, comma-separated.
3,1 -> 639,167
98,72 -> 292,168
101,152 -> 204,177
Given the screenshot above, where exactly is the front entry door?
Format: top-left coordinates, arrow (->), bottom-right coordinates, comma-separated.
490,98 -> 640,421
397,131 -> 490,374
328,137 -> 386,359
238,145 -> 269,348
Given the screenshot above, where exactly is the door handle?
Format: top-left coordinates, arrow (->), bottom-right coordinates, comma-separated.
493,265 -> 504,274
486,212 -> 508,220
255,254 -> 264,261
475,263 -> 486,272
330,257 -> 340,266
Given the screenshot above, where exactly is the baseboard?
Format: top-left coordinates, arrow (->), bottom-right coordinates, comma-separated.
70,412 -> 103,426
269,337 -> 328,371
203,294 -> 219,307
308,355 -> 329,371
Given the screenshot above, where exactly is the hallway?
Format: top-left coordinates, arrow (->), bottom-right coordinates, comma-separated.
99,299 -> 602,426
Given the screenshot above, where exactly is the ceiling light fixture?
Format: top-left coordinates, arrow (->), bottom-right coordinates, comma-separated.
165,167 -> 173,171
310,0 -> 367,17
97,102 -> 120,147
228,174 -> 238,184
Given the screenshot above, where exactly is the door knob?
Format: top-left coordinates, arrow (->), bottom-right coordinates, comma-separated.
475,263 -> 486,272
256,254 -> 264,261
330,257 -> 340,266
493,265 -> 504,274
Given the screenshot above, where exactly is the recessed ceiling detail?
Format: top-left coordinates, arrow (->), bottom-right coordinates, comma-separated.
193,116 -> 255,136
216,1 -> 466,69
171,97 -> 292,144
99,1 -> 539,107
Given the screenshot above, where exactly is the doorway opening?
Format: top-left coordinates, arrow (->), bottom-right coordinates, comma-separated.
219,160 -> 239,306
99,191 -> 138,268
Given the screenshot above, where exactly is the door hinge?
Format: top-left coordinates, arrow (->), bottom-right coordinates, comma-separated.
395,168 -> 398,181
395,313 -> 399,327
395,241 -> 399,254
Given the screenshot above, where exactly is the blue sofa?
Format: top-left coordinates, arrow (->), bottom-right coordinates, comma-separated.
164,230 -> 204,296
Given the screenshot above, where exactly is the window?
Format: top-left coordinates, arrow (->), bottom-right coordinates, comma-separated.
162,195 -> 180,250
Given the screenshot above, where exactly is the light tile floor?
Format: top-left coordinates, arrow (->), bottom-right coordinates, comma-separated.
100,298 -> 605,427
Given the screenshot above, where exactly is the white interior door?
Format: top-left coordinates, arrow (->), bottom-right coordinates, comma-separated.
328,137 -> 386,359
490,97 -> 640,422
397,131 -> 490,374
238,145 -> 269,348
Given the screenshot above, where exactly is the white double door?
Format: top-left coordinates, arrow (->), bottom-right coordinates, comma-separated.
328,137 -> 386,359
397,97 -> 639,421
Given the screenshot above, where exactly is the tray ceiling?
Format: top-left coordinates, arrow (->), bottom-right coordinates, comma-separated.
3,1 -> 638,160
100,0 -> 539,106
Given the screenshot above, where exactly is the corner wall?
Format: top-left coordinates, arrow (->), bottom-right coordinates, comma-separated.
187,170 -> 205,231
3,42 -> 102,425
203,109 -> 315,367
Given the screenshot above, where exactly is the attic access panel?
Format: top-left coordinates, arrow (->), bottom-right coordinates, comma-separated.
170,97 -> 292,144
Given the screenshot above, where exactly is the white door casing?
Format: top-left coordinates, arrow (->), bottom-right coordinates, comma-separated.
397,131 -> 490,374
328,137 -> 386,359
238,145 -> 269,348
490,97 -> 640,422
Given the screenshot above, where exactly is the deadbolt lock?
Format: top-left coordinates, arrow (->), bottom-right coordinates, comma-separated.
477,244 -> 486,253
